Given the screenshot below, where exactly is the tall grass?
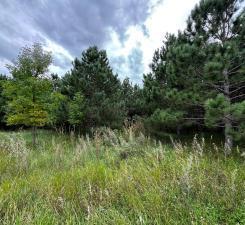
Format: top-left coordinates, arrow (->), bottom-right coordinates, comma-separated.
0,128 -> 244,224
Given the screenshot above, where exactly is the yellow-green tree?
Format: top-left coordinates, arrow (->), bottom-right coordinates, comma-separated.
4,43 -> 52,146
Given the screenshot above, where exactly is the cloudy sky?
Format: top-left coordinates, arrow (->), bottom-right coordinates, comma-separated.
0,0 -> 200,83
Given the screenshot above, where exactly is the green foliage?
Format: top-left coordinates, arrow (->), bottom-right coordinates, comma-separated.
4,77 -> 52,127
231,101 -> 245,140
3,43 -> 53,128
48,91 -> 68,127
147,109 -> 184,129
144,0 -> 245,147
61,46 -> 125,130
205,94 -> 230,127
143,33 -> 205,135
68,92 -> 85,125
0,74 -> 7,126
121,78 -> 145,118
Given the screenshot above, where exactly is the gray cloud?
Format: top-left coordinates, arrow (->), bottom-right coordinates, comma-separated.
0,0 -> 153,77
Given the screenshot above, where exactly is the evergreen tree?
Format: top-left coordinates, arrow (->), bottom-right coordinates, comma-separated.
184,0 -> 245,151
121,77 -> 145,119
143,33 -> 204,136
48,74 -> 69,131
68,92 -> 85,127
61,46 -> 125,131
145,0 -> 244,150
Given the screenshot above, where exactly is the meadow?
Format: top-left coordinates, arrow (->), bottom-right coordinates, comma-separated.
0,127 -> 244,225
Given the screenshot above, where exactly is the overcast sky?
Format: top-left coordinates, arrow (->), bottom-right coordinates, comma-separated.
0,0 -> 200,83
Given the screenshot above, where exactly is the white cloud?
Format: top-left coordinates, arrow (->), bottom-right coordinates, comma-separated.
106,0 -> 200,83
44,38 -> 74,75
44,39 -> 74,62
0,58 -> 10,74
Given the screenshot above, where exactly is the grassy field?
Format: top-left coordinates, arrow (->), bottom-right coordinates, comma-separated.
0,128 -> 244,224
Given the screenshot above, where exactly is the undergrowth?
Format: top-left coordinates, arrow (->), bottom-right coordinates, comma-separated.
0,127 -> 244,224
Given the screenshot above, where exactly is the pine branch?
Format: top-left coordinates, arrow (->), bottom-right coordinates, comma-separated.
230,86 -> 245,94
230,81 -> 245,88
228,62 -> 245,74
231,93 -> 245,100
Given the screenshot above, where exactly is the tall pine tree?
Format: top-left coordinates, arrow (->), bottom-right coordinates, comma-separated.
61,46 -> 125,131
144,0 -> 244,150
184,0 -> 245,151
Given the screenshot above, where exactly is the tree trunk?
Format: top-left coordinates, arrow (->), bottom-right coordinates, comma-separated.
223,68 -> 233,154
32,126 -> 37,147
176,125 -> 181,136
32,83 -> 37,148
224,117 -> 233,154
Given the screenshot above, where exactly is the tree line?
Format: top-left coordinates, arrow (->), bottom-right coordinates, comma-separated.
0,0 -> 244,151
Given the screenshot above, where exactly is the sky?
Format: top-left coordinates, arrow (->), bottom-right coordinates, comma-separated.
0,0 -> 200,83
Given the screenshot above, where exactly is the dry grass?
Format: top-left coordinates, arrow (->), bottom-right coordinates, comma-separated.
0,128 -> 244,224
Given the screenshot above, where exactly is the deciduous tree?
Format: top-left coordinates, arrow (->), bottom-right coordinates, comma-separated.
4,43 -> 53,146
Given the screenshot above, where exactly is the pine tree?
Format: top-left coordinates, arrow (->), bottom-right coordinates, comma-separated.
143,33 -> 205,135
144,0 -> 244,149
61,46 -> 125,130
121,77 -> 145,119
185,0 -> 245,152
47,74 -> 69,131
